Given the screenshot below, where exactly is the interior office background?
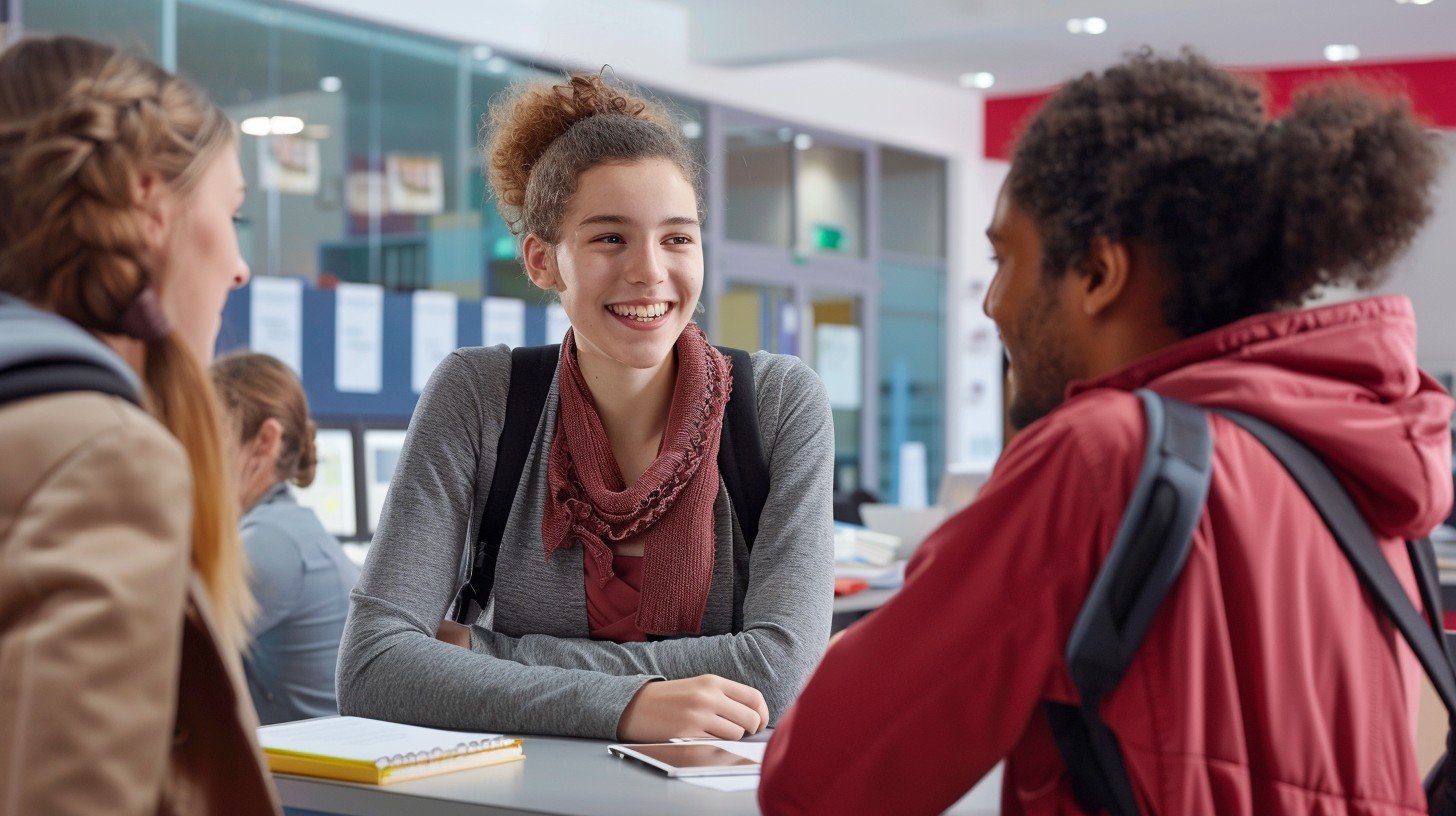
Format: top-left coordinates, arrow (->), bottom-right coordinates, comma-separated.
7,0 -> 1456,542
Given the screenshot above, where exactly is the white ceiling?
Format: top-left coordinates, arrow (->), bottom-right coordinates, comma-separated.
670,0 -> 1456,94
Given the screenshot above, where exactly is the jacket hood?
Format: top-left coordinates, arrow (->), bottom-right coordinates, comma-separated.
0,294 -> 141,397
1071,295 -> 1454,540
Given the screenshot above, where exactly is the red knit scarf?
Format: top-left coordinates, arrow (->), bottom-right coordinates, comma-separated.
543,324 -> 731,635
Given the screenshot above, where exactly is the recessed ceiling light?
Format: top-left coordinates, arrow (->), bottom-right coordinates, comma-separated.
960,72 -> 995,89
472,45 -> 494,61
1067,17 -> 1107,35
1323,44 -> 1360,62
793,133 -> 813,151
484,56 -> 509,74
269,116 -> 305,135
319,76 -> 342,93
681,121 -> 703,140
1066,18 -> 1084,33
240,116 -> 270,136
1396,0 -> 1436,5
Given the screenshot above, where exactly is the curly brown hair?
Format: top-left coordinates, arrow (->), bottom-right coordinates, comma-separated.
1007,50 -> 1444,337
484,72 -> 699,242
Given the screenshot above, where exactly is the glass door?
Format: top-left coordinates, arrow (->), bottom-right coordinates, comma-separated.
716,283 -> 796,355
807,292 -> 866,493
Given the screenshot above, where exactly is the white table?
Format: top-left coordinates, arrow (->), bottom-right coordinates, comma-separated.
275,731 -> 1001,815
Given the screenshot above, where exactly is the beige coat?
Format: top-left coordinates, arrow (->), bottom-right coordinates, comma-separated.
0,391 -> 278,816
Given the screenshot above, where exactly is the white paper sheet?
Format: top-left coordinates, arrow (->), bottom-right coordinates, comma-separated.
681,775 -> 760,792
546,302 -> 572,345
483,296 -> 527,349
257,716 -> 508,763
411,290 -> 458,393
335,283 -> 383,393
249,276 -> 303,374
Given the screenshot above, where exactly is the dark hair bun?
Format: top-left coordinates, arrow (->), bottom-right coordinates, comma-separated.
1268,85 -> 1442,294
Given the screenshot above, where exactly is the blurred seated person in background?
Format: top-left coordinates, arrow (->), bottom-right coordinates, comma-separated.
212,351 -> 359,725
0,36 -> 277,814
761,50 -> 1449,815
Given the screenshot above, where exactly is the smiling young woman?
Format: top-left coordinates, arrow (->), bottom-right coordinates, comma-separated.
336,74 -> 837,742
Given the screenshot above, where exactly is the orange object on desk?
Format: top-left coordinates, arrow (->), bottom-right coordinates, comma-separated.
834,577 -> 869,597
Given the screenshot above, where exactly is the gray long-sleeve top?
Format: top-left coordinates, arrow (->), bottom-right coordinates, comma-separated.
337,345 -> 835,739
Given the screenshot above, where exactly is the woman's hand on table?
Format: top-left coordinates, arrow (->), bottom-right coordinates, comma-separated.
618,674 -> 769,742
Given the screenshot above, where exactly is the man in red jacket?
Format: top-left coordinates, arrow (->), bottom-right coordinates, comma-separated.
760,52 -> 1451,815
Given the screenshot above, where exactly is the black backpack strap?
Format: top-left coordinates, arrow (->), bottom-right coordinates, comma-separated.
715,346 -> 770,552
1049,389 -> 1214,816
451,343 -> 770,623
1213,408 -> 1456,812
0,358 -> 141,408
453,344 -> 559,623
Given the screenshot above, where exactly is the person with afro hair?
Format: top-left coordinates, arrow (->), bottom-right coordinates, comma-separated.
761,49 -> 1449,816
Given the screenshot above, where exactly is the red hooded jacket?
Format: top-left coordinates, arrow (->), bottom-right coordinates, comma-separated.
761,296 -> 1454,815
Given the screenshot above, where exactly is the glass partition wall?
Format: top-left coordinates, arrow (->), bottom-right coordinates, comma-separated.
709,110 -> 884,494
878,148 -> 948,503
20,0 -> 952,505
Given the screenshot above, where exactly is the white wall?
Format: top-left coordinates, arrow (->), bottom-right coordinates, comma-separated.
1379,132 -> 1456,380
288,0 -> 1002,467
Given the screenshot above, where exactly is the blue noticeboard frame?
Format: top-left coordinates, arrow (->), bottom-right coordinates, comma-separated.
217,281 -> 549,423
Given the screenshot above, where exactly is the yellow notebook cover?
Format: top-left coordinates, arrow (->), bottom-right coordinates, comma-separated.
258,716 -> 523,786
266,742 -> 523,785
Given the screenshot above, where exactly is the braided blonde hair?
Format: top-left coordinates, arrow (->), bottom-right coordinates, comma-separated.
0,36 -> 253,652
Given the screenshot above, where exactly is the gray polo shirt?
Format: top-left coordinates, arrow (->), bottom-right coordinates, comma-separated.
242,482 -> 360,725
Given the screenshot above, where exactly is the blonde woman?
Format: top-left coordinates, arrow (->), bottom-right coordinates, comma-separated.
0,37 -> 277,814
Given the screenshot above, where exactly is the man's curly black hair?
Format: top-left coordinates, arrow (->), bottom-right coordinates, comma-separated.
1007,49 -> 1444,337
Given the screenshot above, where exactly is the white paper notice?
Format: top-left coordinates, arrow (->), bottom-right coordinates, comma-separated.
411,290 -> 458,393
814,324 -> 862,410
546,302 -> 572,345
335,283 -> 383,393
249,276 -> 303,374
483,297 -> 526,349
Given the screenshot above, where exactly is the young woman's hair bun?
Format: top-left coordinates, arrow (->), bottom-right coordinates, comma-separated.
484,72 -> 695,241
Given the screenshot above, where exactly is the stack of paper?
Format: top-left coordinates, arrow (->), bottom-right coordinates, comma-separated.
832,523 -> 901,567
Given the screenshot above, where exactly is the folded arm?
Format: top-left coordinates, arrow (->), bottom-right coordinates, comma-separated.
464,356 -> 837,721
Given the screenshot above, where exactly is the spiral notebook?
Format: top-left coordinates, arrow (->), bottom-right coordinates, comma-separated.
257,716 -> 524,785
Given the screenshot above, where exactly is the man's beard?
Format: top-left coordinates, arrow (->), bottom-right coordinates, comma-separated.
1005,286 -> 1074,431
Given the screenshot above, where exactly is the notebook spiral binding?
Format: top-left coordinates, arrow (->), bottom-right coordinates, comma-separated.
374,737 -> 516,769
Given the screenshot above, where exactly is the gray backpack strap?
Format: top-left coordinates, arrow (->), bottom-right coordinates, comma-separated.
0,359 -> 141,408
1048,389 -> 1214,816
